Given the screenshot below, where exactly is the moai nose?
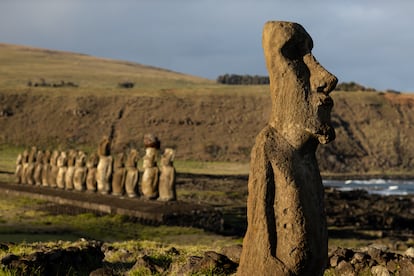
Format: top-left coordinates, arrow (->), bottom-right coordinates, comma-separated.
304,54 -> 338,95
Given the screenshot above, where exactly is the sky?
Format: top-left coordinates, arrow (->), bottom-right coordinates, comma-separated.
0,0 -> 413,92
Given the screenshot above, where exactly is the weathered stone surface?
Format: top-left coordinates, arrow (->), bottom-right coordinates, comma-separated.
158,148 -> 176,201
41,150 -> 51,187
86,152 -> 99,192
237,21 -> 337,276
56,151 -> 67,189
141,147 -> 159,199
48,150 -> 59,188
112,152 -> 126,196
73,151 -> 87,191
64,149 -> 76,190
33,150 -> 43,186
125,149 -> 139,197
179,251 -> 237,275
96,137 -> 113,195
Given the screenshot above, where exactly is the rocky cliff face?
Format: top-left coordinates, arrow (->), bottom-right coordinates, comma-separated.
1,91 -> 413,174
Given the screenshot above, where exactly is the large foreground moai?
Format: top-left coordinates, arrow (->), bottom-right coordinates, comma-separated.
237,21 -> 338,276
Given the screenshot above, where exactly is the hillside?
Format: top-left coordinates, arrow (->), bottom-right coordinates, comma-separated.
0,44 -> 413,175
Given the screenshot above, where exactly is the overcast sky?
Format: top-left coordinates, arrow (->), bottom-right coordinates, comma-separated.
0,0 -> 413,92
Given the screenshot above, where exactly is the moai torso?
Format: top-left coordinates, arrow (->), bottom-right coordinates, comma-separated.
56,151 -> 68,189
237,21 -> 337,276
73,151 -> 87,191
86,152 -> 99,192
125,149 -> 139,197
141,147 -> 159,199
49,150 -> 60,188
96,137 -> 113,194
33,150 -> 44,186
41,150 -> 51,187
15,153 -> 23,184
65,150 -> 77,190
158,148 -> 176,201
112,152 -> 127,196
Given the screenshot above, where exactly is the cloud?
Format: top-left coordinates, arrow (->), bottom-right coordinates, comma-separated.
0,0 -> 413,91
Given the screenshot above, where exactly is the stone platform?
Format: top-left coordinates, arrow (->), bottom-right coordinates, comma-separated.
0,182 -> 223,232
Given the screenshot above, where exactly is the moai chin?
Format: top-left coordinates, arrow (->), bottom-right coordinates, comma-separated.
237,21 -> 338,276
158,148 -> 177,201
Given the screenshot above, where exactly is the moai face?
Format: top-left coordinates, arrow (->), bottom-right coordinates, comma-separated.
262,21 -> 338,146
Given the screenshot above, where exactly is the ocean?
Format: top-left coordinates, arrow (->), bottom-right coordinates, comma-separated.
323,178 -> 414,196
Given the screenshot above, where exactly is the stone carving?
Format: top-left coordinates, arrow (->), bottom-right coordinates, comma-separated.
96,137 -> 113,195
141,147 -> 159,200
73,151 -> 87,191
112,152 -> 127,196
15,153 -> 23,184
49,150 -> 59,188
237,21 -> 338,276
21,149 -> 29,184
64,150 -> 77,190
86,152 -> 99,192
33,150 -> 44,186
41,150 -> 51,187
26,146 -> 37,185
158,148 -> 176,201
56,151 -> 68,189
125,149 -> 139,198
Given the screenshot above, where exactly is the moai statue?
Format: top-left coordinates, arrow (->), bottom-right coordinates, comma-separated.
49,150 -> 60,188
237,21 -> 338,276
112,152 -> 127,196
141,134 -> 160,199
96,137 -> 113,195
73,151 -> 87,191
21,149 -> 29,184
86,152 -> 99,192
158,148 -> 176,201
26,146 -> 37,185
64,149 -> 77,190
15,153 -> 23,184
33,150 -> 44,186
56,151 -> 68,189
41,150 -> 51,187
125,149 -> 139,198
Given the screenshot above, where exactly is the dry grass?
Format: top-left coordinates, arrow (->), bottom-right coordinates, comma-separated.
0,43 -> 269,98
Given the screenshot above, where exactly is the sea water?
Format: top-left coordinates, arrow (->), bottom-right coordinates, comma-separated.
323,179 -> 414,196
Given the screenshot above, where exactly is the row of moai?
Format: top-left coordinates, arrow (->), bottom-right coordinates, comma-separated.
14,134 -> 177,201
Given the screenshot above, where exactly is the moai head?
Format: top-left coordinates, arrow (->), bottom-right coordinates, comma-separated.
76,152 -> 87,167
262,21 -> 337,148
114,152 -> 125,169
126,149 -> 138,167
161,148 -> 175,167
50,150 -> 60,165
98,136 -> 111,156
87,152 -> 99,168
28,146 -> 38,163
143,133 -> 160,149
43,150 -> 51,164
35,150 -> 44,164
